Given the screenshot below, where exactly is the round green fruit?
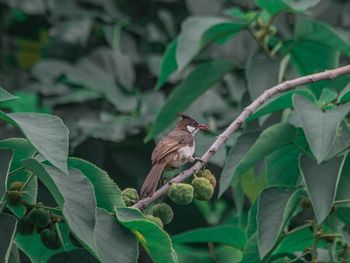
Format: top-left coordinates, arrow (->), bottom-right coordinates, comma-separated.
17,216 -> 34,235
7,191 -> 22,206
122,188 -> 139,206
40,228 -> 62,249
191,177 -> 214,201
9,181 -> 24,191
197,169 -> 216,188
146,215 -> 163,228
167,183 -> 193,205
28,208 -> 50,228
152,203 -> 174,225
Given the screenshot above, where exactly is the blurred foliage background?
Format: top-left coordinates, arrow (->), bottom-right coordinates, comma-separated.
1,0 -> 350,262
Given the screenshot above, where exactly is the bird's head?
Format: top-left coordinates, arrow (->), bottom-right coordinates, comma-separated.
176,113 -> 209,135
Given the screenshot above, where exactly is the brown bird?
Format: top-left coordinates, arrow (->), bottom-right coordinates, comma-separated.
140,114 -> 209,198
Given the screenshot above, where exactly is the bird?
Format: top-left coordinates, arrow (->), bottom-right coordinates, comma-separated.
140,114 -> 209,198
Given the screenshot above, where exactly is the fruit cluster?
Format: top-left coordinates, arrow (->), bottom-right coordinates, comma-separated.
8,181 -> 81,249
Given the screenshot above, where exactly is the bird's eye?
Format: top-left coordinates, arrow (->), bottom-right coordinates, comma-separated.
192,122 -> 197,127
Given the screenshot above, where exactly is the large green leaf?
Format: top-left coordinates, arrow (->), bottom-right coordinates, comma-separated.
289,19 -> 350,96
300,154 -> 345,223
257,187 -> 301,258
275,227 -> 314,254
336,153 -> 350,201
0,150 -> 13,198
219,132 -> 260,196
293,95 -> 350,163
172,225 -> 246,250
247,89 -> 315,122
146,60 -> 234,140
266,145 -> 300,186
94,208 -> 137,263
0,87 -> 18,102
21,159 -> 97,254
68,158 -> 125,212
115,207 -> 177,263
235,123 -> 302,178
241,234 -> 260,263
246,52 -> 280,100
176,16 -> 246,71
246,200 -> 258,238
256,0 -> 320,15
0,112 -> 69,174
0,213 -> 17,263
156,39 -> 178,90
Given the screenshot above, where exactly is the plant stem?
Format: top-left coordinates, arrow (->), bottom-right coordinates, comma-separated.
55,222 -> 67,251
20,172 -> 34,191
311,220 -> 319,263
37,205 -> 61,212
0,194 -> 7,212
133,64 -> 350,210
290,251 -> 311,262
334,199 -> 350,206
8,166 -> 25,177
286,222 -> 312,236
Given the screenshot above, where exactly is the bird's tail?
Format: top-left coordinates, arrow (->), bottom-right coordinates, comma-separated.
140,162 -> 166,198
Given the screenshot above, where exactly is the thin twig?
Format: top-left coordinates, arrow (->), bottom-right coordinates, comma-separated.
133,64 -> 350,210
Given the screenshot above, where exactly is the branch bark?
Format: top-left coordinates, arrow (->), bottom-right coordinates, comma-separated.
133,64 -> 350,210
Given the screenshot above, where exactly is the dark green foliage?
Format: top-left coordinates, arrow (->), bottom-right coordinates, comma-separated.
17,216 -> 35,235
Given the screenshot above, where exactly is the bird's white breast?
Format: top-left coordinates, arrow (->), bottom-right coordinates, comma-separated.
171,142 -> 195,168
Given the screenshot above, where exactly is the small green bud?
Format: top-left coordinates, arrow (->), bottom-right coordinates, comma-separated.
9,181 -> 24,191
145,215 -> 163,228
40,228 -> 62,249
152,203 -> 174,225
28,208 -> 50,228
17,216 -> 34,235
168,183 -> 193,205
122,188 -> 139,206
197,169 -> 216,188
7,191 -> 22,206
192,177 -> 214,201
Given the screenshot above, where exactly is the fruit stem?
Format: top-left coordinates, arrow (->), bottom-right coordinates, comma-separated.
55,223 -> 67,251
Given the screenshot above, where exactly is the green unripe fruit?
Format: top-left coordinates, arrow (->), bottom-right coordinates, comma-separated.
40,228 -> 62,249
192,177 -> 214,201
17,216 -> 34,235
145,215 -> 163,228
197,169 -> 216,188
9,181 -> 24,191
152,203 -> 174,225
168,183 -> 193,205
7,191 -> 22,206
28,208 -> 50,228
122,188 -> 139,206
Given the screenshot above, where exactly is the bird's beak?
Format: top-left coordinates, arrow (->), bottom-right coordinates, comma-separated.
198,124 -> 209,130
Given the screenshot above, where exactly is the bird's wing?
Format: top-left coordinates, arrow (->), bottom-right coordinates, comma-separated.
151,132 -> 194,164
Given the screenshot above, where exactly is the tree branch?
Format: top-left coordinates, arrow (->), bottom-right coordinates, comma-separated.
133,64 -> 350,210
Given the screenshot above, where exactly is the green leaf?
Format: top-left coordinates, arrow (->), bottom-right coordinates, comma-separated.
246,52 -> 280,100
172,225 -> 246,250
219,132 -> 260,196
0,213 -> 17,263
338,82 -> 350,104
257,187 -> 301,258
289,19 -> 350,96
241,234 -> 260,263
336,153 -> 350,201
236,123 -> 300,178
21,159 -> 97,253
146,60 -> 234,140
0,112 -> 69,174
336,207 -> 350,225
293,95 -> 350,163
247,89 -> 315,122
176,17 -> 246,71
0,87 -> 18,102
16,222 -> 75,262
115,207 -> 177,263
275,227 -> 313,254
241,169 -> 267,203
266,145 -> 300,186
156,39 -> 178,90
94,208 -> 137,263
300,154 -> 345,223
0,150 -> 13,198
318,88 -> 337,105
283,0 -> 320,11
246,200 -> 258,238
68,158 -> 125,212
0,91 -> 50,113
47,249 -> 97,263
256,0 -> 320,16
